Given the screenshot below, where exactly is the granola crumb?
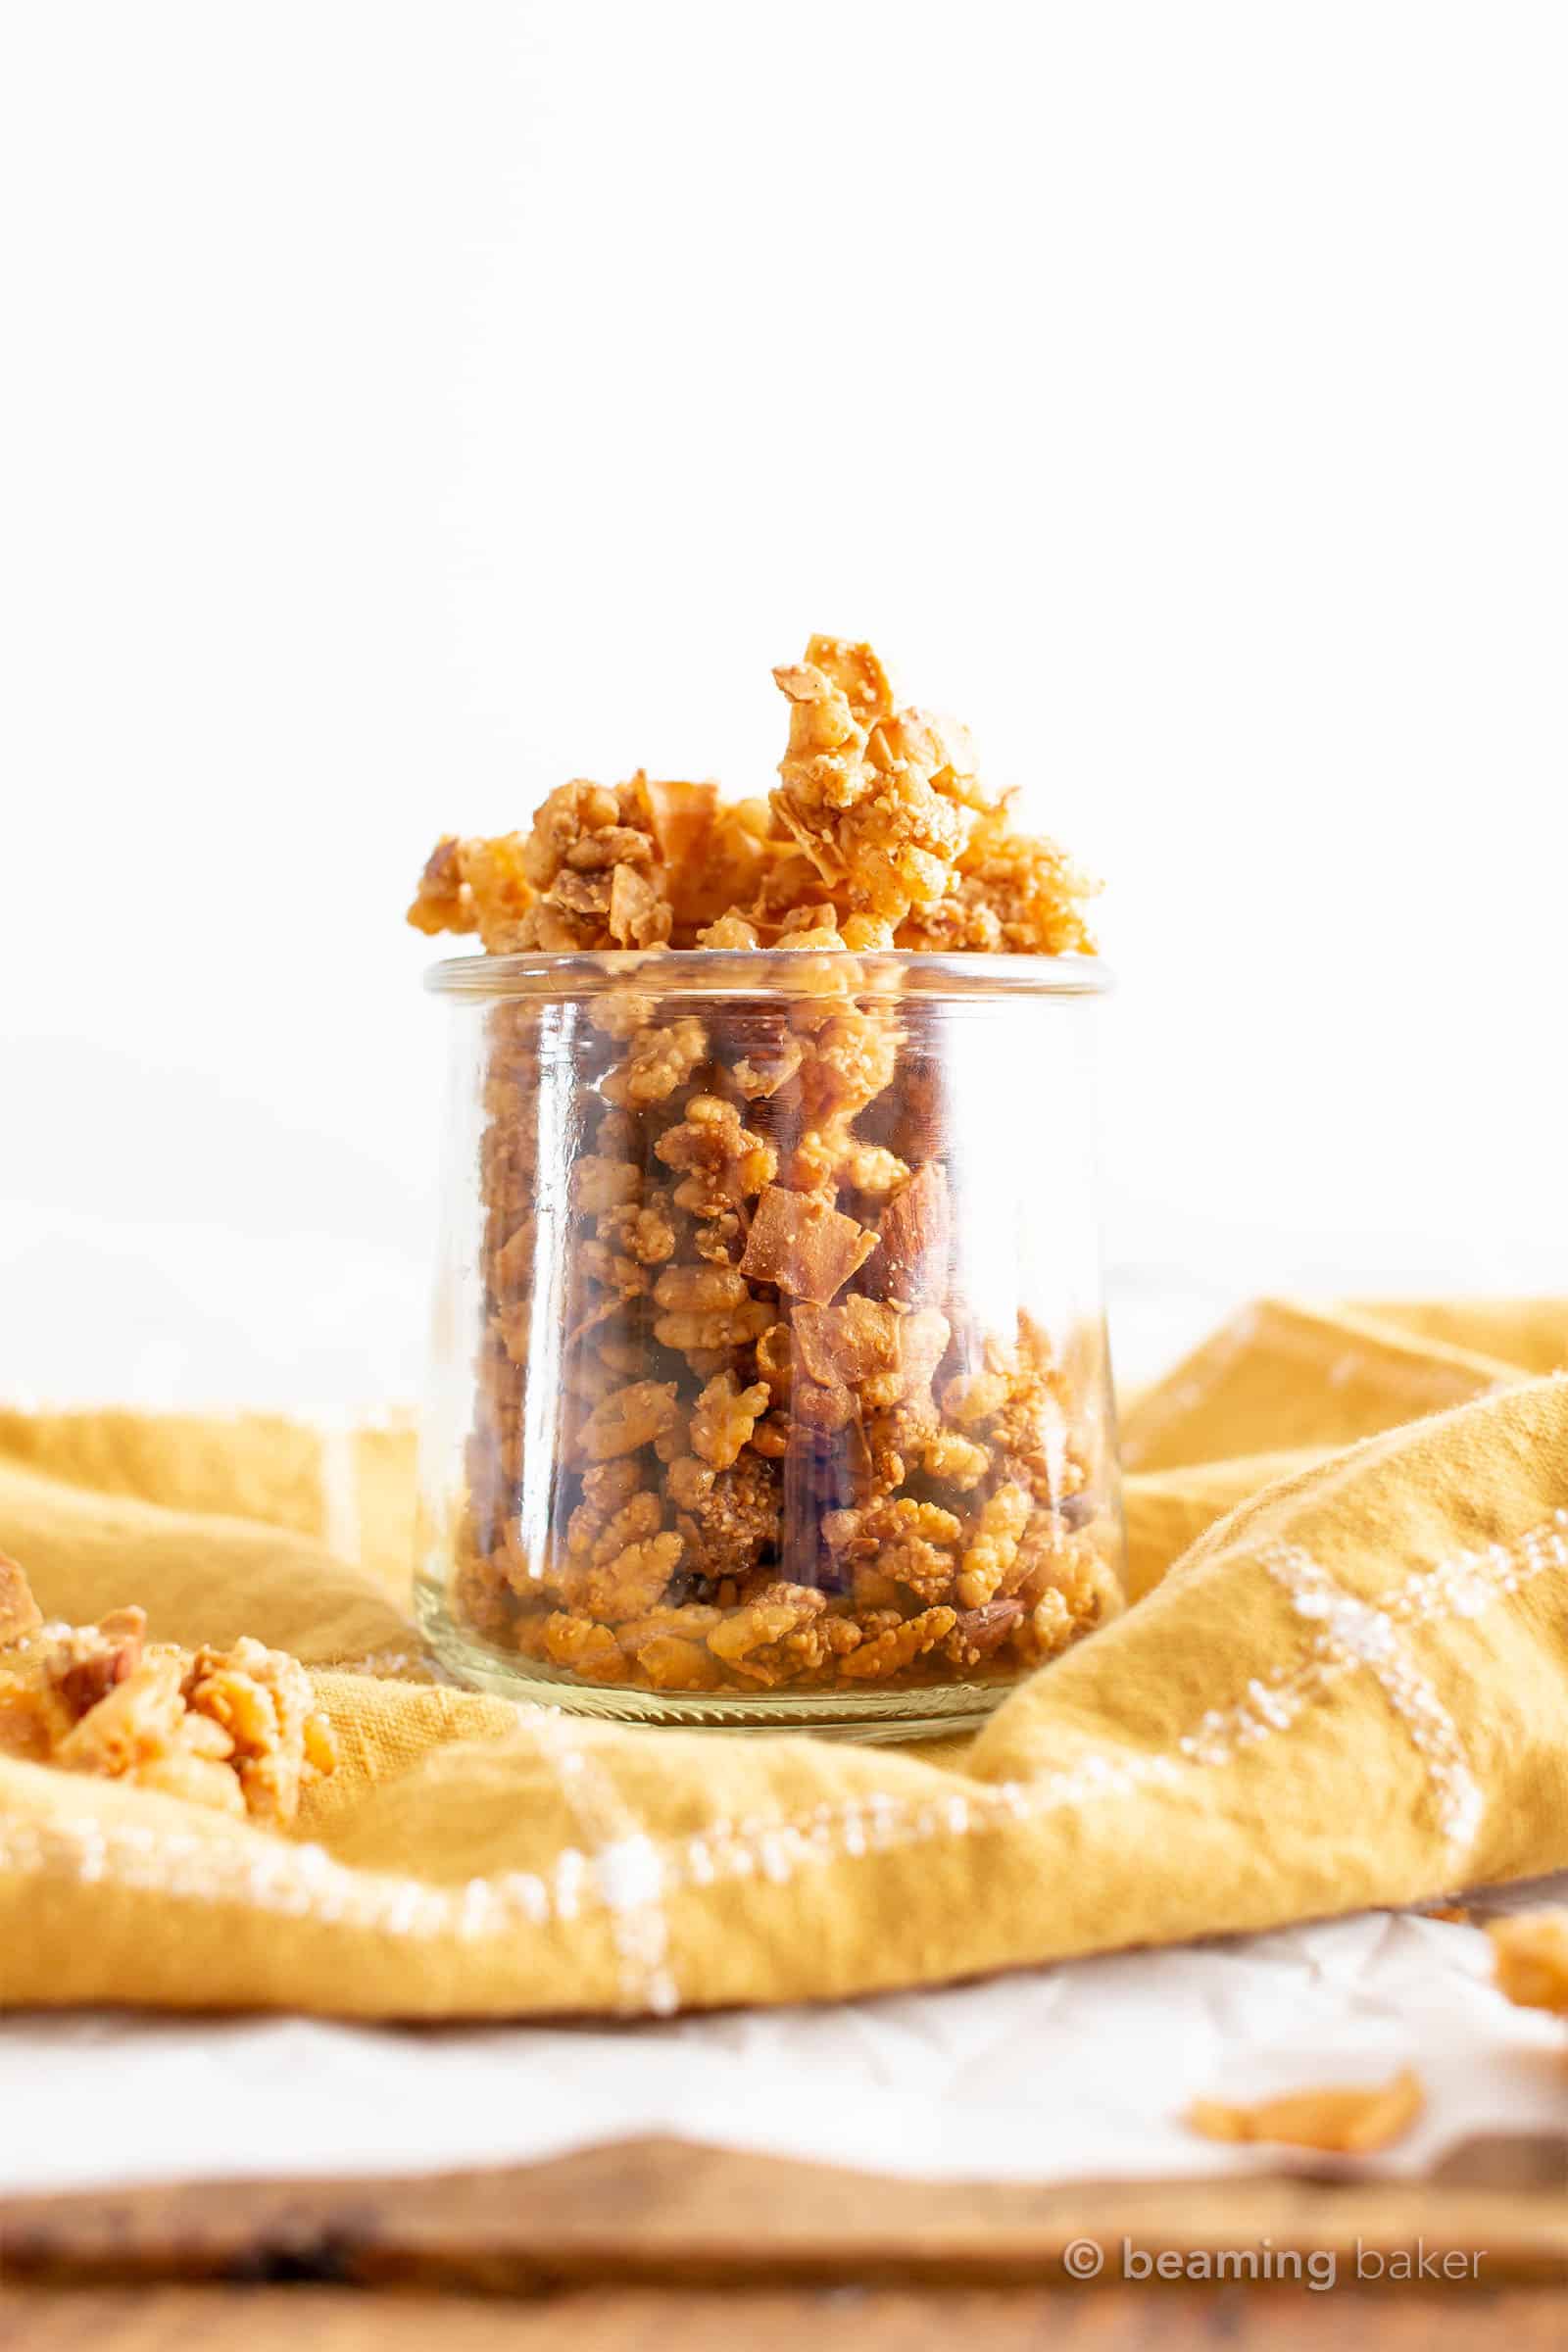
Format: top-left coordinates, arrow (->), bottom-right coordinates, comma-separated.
1186,2068 -> 1425,2154
1490,1912 -> 1568,2016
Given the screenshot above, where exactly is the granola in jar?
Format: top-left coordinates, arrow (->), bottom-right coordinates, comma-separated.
412,639 -> 1121,1729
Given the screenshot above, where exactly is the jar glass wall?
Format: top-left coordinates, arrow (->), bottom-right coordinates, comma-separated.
416,950 -> 1122,1740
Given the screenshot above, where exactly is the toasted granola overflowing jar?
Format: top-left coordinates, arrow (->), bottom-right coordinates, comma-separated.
416,946 -> 1123,1739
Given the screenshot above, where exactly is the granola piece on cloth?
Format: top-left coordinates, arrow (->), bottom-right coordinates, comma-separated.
0,1549 -> 41,1645
0,1564 -> 336,1828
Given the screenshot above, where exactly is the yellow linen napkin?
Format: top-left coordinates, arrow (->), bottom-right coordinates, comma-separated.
2,1298 -> 1566,2020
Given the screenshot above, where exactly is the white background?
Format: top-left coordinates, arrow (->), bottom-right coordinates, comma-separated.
3,2 -> 1566,1409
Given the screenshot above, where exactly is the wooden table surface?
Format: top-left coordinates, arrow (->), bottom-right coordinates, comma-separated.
3,2133 -> 1565,2347
6,2283 -> 1568,2350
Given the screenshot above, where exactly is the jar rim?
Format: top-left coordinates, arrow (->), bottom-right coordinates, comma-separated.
421,948 -> 1113,1002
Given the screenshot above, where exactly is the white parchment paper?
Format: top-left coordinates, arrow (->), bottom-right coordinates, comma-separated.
3,1884 -> 1564,2194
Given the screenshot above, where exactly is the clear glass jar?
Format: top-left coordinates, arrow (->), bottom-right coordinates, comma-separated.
415,949 -> 1122,1740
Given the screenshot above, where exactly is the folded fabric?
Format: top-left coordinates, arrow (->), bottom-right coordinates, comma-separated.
2,1298 -> 1566,2020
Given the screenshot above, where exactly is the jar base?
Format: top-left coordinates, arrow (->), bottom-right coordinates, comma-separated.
416,1585 -> 1012,1744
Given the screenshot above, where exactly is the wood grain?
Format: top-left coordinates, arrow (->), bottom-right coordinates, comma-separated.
5,2285 -> 1568,2352
3,2134 -> 1565,2293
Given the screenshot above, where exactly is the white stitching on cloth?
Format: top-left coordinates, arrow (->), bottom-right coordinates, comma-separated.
1255,1541 -> 1484,1848
672,1507 -> 1568,1897
317,1647 -> 434,1680
0,1814 -> 554,1937
1175,1514 -> 1567,1807
0,1509 -> 1562,1975
528,1711 -> 679,2017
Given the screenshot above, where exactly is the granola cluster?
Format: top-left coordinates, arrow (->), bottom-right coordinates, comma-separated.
409,637 -> 1096,957
413,637 -> 1117,1701
0,1552 -> 337,1826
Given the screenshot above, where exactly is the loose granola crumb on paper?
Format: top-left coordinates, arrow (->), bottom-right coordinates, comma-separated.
1490,1912 -> 1568,2016
1186,2068 -> 1425,2155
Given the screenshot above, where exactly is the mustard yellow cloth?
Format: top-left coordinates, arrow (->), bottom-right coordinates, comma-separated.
2,1298 -> 1566,2019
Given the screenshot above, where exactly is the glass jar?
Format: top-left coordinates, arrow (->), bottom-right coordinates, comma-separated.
415,949 -> 1122,1740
